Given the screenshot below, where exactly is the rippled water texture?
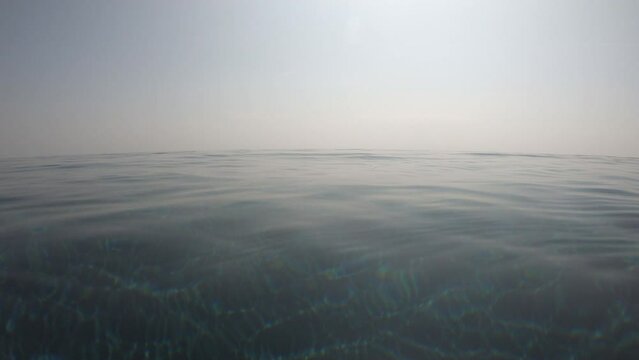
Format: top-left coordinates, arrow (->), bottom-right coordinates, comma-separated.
1,150 -> 639,359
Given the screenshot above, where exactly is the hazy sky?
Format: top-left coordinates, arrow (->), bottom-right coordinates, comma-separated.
1,0 -> 638,157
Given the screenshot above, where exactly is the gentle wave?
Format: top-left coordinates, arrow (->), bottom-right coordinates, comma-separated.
1,151 -> 638,358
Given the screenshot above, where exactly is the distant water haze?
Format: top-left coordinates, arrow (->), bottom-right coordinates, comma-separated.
1,0 -> 638,157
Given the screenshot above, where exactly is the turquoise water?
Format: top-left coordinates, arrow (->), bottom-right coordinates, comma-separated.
1,150 -> 639,359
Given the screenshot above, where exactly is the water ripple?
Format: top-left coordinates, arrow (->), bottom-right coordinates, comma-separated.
1,151 -> 638,358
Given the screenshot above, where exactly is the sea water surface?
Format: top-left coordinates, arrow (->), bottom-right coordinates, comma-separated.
1,150 -> 639,359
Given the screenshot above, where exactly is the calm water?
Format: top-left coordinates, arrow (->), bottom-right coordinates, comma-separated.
1,150 -> 639,359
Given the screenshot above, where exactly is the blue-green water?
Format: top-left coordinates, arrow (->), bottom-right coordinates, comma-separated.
1,150 -> 639,359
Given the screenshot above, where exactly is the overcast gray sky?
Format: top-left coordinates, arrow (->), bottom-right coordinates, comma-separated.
1,0 -> 638,157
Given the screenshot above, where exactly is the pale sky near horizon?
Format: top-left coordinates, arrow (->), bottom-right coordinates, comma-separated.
1,0 -> 638,157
